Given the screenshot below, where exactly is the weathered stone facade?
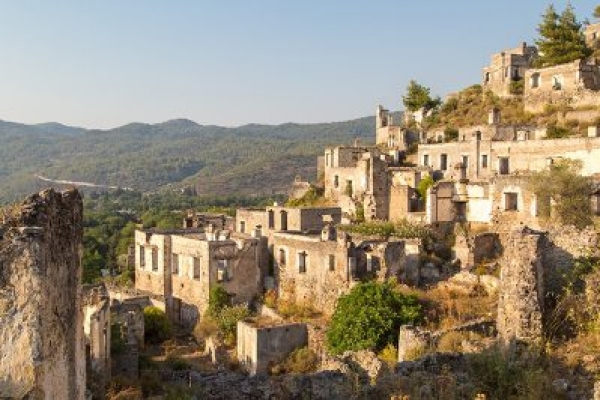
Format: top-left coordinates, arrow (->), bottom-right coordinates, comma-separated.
524,59 -> 600,113
482,42 -> 538,97
272,225 -> 420,313
237,318 -> 308,375
110,298 -> 145,379
135,228 -> 267,327
496,227 -> 547,345
83,283 -> 111,397
0,189 -> 86,399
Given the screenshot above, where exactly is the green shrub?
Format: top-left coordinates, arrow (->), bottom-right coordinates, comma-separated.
416,175 -> 434,200
338,220 -> 430,239
509,79 -> 524,95
326,282 -> 422,354
546,125 -> 571,139
443,127 -> 459,142
216,305 -> 251,344
378,343 -> 398,366
206,285 -> 230,318
143,306 -> 172,345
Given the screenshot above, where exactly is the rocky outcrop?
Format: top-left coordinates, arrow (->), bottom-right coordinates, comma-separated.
0,189 -> 85,399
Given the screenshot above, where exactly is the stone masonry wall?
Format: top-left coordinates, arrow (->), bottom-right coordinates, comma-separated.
0,189 -> 86,399
496,227 -> 547,344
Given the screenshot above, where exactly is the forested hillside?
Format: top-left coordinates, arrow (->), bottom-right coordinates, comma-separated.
0,116 -> 378,203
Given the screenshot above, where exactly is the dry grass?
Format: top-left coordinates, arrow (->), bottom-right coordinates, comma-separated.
396,284 -> 497,331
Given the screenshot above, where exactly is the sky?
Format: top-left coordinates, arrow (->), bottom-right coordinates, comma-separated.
0,1 -> 597,129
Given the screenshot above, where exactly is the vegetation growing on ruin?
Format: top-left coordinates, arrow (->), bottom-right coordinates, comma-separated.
338,219 -> 430,239
285,186 -> 332,207
424,85 -> 533,131
326,282 -> 422,354
143,306 -> 173,345
200,285 -> 251,344
270,347 -> 320,375
528,159 -> 593,229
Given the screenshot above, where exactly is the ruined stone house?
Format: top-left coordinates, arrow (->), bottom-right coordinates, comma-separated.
110,298 -> 145,379
237,318 -> 308,375
482,42 -> 538,97
83,283 -> 111,396
0,189 -> 86,399
134,225 -> 268,328
523,59 -> 600,112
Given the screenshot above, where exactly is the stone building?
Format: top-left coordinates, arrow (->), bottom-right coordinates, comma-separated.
134,226 -> 268,327
376,105 -> 408,151
482,42 -> 538,97
0,189 -> 86,399
585,22 -> 600,48
271,224 -> 421,313
237,318 -> 308,375
523,59 -> 600,112
83,283 -> 111,397
236,206 -> 342,237
110,298 -> 145,379
418,112 -> 600,181
183,211 -> 233,230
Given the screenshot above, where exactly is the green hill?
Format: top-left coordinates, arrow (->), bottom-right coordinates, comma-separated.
0,116 -> 377,203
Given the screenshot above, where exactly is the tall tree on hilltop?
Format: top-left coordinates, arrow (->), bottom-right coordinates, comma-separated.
402,80 -> 440,113
535,4 -> 591,67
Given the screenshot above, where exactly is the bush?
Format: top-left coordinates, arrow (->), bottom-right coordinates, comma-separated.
216,305 -> 251,345
509,79 -> 524,95
467,346 -> 550,399
443,127 -> 459,142
378,343 -> 398,366
271,347 -> 320,375
206,285 -> 230,318
326,282 -> 422,354
528,159 -> 593,228
338,220 -> 430,239
416,175 -> 434,200
143,306 -> 172,345
546,124 -> 571,139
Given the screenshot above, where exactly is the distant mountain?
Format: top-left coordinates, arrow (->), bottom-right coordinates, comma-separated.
0,115 -> 384,203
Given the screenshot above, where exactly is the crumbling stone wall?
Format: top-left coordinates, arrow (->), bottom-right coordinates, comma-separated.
0,189 -> 85,399
83,283 -> 111,398
237,319 -> 308,375
497,227 -> 547,344
524,60 -> 600,113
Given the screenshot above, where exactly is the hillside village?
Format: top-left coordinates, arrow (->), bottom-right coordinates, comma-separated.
3,4 -> 600,400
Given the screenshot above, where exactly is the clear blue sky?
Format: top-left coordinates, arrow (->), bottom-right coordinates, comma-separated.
0,1 -> 596,128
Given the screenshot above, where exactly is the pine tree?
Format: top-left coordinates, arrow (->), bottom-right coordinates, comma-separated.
535,4 -> 591,67
402,80 -> 439,112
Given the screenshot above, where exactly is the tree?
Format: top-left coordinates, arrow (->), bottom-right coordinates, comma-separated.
326,282 -> 422,354
206,285 -> 231,318
528,159 -> 593,229
535,4 -> 591,67
402,80 -> 440,113
143,306 -> 172,344
594,5 -> 600,19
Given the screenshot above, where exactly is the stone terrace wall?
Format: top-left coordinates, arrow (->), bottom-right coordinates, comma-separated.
0,189 -> 86,399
